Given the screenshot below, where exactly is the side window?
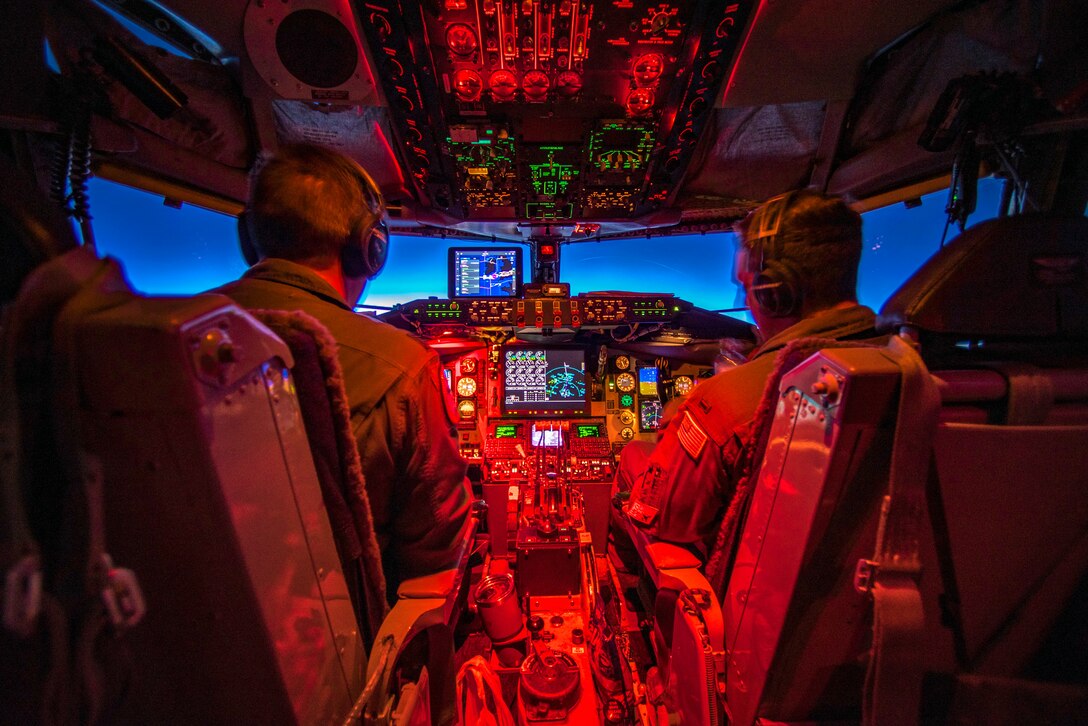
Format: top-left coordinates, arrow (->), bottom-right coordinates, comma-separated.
89,178 -> 246,294
857,177 -> 1005,310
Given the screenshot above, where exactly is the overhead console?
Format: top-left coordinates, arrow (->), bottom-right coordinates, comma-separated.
355,0 -> 755,221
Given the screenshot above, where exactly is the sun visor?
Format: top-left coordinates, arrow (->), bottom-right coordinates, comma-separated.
878,215 -> 1088,341
681,102 -> 825,204
272,102 -> 407,201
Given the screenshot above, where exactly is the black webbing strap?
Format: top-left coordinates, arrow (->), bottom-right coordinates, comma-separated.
861,335 -> 941,726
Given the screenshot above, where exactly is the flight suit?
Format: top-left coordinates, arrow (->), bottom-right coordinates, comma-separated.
215,259 -> 473,595
621,304 -> 878,554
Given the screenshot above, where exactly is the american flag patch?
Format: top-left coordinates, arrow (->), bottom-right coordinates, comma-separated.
677,411 -> 708,460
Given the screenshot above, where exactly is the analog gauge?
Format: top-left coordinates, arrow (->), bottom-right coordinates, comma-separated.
614,355 -> 631,371
632,53 -> 664,86
460,357 -> 477,374
445,23 -> 478,56
453,69 -> 484,102
457,399 -> 476,419
489,69 -> 518,101
625,88 -> 655,116
456,377 -> 477,397
618,410 -> 635,426
620,427 -> 635,441
555,70 -> 583,97
674,375 -> 694,396
616,372 -> 636,393
522,70 -> 551,100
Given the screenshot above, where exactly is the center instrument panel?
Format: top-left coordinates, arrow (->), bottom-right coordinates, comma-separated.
372,251 -> 742,722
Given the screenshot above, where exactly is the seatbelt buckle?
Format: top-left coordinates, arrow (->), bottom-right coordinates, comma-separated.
854,558 -> 878,594
3,554 -> 42,637
100,554 -> 146,630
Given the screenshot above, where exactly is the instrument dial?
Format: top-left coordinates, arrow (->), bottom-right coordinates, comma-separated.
445,23 -> 478,56
457,399 -> 476,419
674,375 -> 694,396
614,355 -> 631,371
461,357 -> 477,374
616,372 -> 636,393
618,410 -> 635,426
456,377 -> 477,397
620,427 -> 635,441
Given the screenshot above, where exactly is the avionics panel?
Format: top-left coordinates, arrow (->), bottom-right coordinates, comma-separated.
449,247 -> 523,298
502,348 -> 587,415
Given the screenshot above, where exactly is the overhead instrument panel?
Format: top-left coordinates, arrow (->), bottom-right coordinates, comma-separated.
355,0 -> 754,221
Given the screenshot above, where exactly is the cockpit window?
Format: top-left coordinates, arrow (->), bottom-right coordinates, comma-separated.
562,234 -> 741,312
90,178 -> 245,294
360,240 -> 530,310
89,175 -> 1006,312
857,176 -> 1005,309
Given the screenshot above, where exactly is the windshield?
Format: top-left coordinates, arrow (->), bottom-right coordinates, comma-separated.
90,176 -> 1006,312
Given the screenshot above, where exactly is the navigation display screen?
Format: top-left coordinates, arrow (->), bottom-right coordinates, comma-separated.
449,247 -> 523,298
502,348 -> 587,415
640,399 -> 663,431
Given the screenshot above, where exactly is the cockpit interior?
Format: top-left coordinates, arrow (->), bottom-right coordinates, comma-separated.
2,0 -> 1087,724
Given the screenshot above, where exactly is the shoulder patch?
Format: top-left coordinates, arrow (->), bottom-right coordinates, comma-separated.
677,410 -> 708,460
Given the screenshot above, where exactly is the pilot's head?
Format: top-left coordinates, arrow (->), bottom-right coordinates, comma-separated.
244,143 -> 387,305
733,189 -> 862,334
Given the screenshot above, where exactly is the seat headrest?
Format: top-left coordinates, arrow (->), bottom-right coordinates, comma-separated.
878,215 -> 1088,341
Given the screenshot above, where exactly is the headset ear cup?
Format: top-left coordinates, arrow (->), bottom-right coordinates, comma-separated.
366,224 -> 388,279
340,223 -> 389,279
753,260 -> 801,318
237,211 -> 260,266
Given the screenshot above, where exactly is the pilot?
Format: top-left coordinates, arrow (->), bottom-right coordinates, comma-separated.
617,189 -> 877,556
215,143 -> 472,597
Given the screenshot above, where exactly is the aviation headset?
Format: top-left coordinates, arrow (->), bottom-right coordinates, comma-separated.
740,191 -> 803,318
237,157 -> 389,280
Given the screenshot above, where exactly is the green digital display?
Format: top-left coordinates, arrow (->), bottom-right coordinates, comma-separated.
576,424 -> 600,438
495,425 -> 518,438
620,394 -> 634,407
588,122 -> 655,173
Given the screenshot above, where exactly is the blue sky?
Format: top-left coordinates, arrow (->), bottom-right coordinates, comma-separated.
89,176 -> 1005,313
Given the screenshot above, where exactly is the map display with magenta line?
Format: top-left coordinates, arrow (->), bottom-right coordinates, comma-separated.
451,248 -> 521,297
502,348 -> 587,414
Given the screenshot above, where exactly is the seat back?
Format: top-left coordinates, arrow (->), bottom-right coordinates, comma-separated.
722,215 -> 1088,725
251,309 -> 389,650
2,249 -> 365,723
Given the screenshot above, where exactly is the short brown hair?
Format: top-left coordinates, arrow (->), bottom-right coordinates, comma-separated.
734,189 -> 862,311
248,143 -> 382,265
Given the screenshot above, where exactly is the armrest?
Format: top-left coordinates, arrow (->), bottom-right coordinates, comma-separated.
624,509 -> 706,592
363,513 -> 480,718
396,511 -> 477,600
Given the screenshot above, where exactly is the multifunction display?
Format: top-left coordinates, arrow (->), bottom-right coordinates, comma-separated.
502,348 -> 587,415
449,247 -> 523,297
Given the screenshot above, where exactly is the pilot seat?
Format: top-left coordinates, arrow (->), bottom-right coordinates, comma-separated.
714,214 -> 1088,725
0,163 -> 468,725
